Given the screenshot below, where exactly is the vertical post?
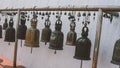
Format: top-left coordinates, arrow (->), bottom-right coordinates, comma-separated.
92,9 -> 103,68
80,60 -> 83,68
13,9 -> 20,68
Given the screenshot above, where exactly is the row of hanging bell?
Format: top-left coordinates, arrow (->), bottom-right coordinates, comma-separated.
41,15 -> 51,45
4,17 -> 15,45
111,39 -> 120,66
17,12 -> 27,47
49,15 -> 64,54
66,16 -> 77,46
24,12 -> 40,53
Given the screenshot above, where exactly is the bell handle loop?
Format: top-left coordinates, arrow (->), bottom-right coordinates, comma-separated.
45,19 -> 51,27
80,60 -> 83,68
82,26 -> 89,33
70,21 -> 76,28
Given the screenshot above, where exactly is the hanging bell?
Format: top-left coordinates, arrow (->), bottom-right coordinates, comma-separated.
0,25 -> 2,38
17,13 -> 27,47
3,18 -> 8,30
77,12 -> 81,17
49,16 -> 64,51
41,16 -> 51,45
66,18 -> 77,46
74,25 -> 91,60
24,13 -> 40,53
4,17 -> 15,43
111,39 -> 120,65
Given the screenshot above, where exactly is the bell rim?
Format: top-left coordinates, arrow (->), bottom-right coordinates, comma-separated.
111,60 -> 120,65
24,44 -> 40,47
49,46 -> 63,50
66,43 -> 76,46
73,56 -> 91,60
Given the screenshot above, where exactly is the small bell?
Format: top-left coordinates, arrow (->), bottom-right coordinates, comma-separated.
111,39 -> 120,66
68,12 -> 72,16
41,15 -> 52,45
3,18 -> 8,30
77,12 -> 81,17
49,16 -> 64,54
24,13 -> 40,53
4,17 -> 15,45
66,17 -> 77,46
17,12 -> 27,47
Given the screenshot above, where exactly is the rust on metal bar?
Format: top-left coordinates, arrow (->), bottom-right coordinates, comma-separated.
0,6 -> 120,11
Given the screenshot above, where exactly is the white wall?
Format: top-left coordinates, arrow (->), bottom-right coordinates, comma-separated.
0,0 -> 120,68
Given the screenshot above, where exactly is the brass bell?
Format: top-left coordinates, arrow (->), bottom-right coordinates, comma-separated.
17,12 -> 27,47
77,12 -> 81,17
111,39 -> 120,65
3,18 -> 8,30
49,16 -> 64,54
24,13 -> 40,53
0,25 -> 2,38
66,16 -> 77,46
41,15 -> 51,45
4,17 -> 15,45
74,25 -> 91,60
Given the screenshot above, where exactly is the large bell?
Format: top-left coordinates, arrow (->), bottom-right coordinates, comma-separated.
66,16 -> 77,46
4,17 -> 15,44
0,25 -> 2,38
74,25 -> 91,60
24,13 -> 40,53
111,39 -> 120,65
49,16 -> 64,52
41,15 -> 51,45
3,18 -> 8,30
17,12 -> 27,40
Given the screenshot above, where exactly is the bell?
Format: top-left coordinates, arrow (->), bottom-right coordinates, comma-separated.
77,12 -> 81,17
74,25 -> 91,60
17,12 -> 27,47
0,25 -> 2,38
66,17 -> 77,46
49,16 -> 64,54
111,39 -> 120,65
24,13 -> 40,53
3,18 -> 8,30
4,17 -> 15,45
41,15 -> 51,45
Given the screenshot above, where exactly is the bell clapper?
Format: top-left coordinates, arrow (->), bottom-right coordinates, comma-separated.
80,60 -> 83,68
54,50 -> 57,54
21,40 -> 22,47
45,42 -> 47,45
8,42 -> 10,45
31,47 -> 32,54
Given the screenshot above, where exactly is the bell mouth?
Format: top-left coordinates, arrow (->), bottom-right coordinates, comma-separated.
73,56 -> 91,60
111,60 -> 120,65
49,46 -> 63,50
